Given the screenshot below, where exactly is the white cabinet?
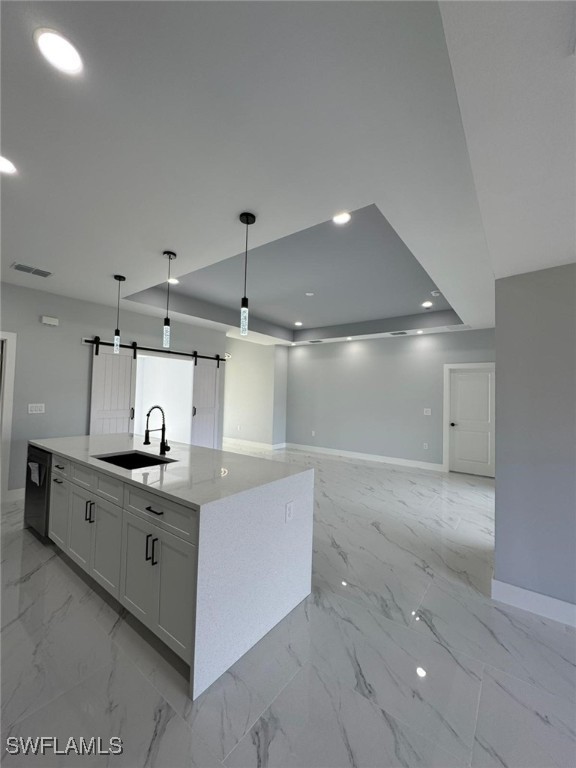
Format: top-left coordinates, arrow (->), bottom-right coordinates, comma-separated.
48,476 -> 70,548
119,511 -> 157,625
120,510 -> 197,660
67,484 -> 123,598
68,485 -> 93,570
91,497 -> 122,597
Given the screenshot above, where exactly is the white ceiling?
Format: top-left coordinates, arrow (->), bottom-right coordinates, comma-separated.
440,1 -> 576,279
1,2 -> 573,332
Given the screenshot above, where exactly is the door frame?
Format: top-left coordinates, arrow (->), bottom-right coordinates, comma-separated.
442,362 -> 495,473
1,332 -> 17,500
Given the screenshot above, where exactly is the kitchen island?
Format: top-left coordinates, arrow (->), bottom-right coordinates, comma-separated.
27,434 -> 314,699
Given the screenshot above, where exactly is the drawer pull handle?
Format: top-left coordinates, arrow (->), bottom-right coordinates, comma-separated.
145,505 -> 164,516
85,500 -> 90,521
55,465 -> 65,470
89,502 -> 95,523
145,533 -> 152,561
53,478 -> 63,484
151,537 -> 158,566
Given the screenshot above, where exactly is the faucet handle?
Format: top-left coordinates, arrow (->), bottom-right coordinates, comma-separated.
164,443 -> 171,453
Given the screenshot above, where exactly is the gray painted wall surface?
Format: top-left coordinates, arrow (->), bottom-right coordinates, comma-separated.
1,283 -> 226,490
272,346 -> 288,445
495,265 -> 576,605
286,330 -> 495,464
223,338 -> 276,444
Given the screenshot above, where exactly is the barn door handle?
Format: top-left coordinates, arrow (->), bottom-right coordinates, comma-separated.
130,407 -> 135,420
450,422 -> 457,427
192,406 -> 197,417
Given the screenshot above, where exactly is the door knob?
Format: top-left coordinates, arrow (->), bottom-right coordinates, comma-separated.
450,422 -> 457,427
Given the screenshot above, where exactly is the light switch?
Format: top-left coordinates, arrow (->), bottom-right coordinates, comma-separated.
423,408 -> 431,416
285,501 -> 294,523
28,404 -> 45,414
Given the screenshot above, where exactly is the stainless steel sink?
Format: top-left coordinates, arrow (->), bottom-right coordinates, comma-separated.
93,451 -> 177,470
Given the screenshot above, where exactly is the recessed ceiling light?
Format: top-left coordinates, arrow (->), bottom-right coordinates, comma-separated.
416,667 -> 427,678
34,28 -> 83,75
332,211 -> 351,225
295,321 -> 303,327
167,277 -> 179,285
421,301 -> 433,309
291,343 -> 296,346
416,330 -> 423,335
305,292 -> 315,297
346,337 -> 352,341
341,581 -> 348,586
0,156 -> 17,174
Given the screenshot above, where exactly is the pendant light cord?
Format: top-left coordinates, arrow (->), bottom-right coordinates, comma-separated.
116,280 -> 121,329
243,222 -> 249,299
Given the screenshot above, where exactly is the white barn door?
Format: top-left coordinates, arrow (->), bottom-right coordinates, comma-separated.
90,346 -> 136,435
448,366 -> 495,477
191,359 -> 221,449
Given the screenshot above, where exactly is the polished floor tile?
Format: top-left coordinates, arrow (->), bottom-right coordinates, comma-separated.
2,445 -> 575,768
471,667 -> 576,768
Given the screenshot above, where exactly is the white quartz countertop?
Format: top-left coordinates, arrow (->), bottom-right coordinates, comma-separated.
29,434 -> 310,509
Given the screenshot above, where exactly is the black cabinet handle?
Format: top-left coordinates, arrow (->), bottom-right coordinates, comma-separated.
130,407 -> 135,420
151,537 -> 158,566
145,505 -> 164,516
55,465 -> 65,470
145,533 -> 152,561
85,500 -> 90,521
53,478 -> 63,484
89,502 -> 95,523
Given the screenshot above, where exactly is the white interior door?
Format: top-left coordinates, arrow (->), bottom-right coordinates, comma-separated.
89,346 -> 136,435
191,359 -> 220,449
449,367 -> 495,477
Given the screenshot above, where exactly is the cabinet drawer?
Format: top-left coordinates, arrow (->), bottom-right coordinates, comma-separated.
93,471 -> 124,506
52,456 -> 70,478
124,486 -> 198,543
71,462 -> 94,490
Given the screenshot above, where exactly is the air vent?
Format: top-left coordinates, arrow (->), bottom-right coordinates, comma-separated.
10,262 -> 53,278
308,339 -> 323,344
445,324 -> 471,332
389,331 -> 408,336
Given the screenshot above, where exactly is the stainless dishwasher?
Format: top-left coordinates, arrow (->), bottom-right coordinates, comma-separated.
24,446 -> 52,537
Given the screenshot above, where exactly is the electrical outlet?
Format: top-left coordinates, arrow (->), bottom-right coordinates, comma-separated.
28,404 -> 45,414
311,430 -> 315,437
237,425 -> 241,432
423,408 -> 431,416
423,442 -> 428,450
285,501 -> 294,523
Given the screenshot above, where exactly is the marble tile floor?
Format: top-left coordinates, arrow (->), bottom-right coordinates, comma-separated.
1,446 -> 575,768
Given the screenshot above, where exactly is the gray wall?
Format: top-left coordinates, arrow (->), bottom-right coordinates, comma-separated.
495,265 -> 576,605
286,329 -> 495,464
223,339 -> 288,446
1,283 -> 226,490
272,346 -> 288,445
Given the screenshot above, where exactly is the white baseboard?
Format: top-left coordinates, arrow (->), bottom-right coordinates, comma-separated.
1,487 -> 25,505
492,579 -> 576,627
285,443 -> 445,472
223,438 -> 286,451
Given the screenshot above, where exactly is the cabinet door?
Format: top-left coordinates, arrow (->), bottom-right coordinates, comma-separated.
154,528 -> 197,660
68,485 -> 93,571
48,477 -> 70,549
90,498 -> 122,598
119,510 -> 157,627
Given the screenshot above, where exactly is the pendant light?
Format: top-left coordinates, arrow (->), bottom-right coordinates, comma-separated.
239,212 -> 256,336
163,251 -> 177,348
113,274 -> 126,353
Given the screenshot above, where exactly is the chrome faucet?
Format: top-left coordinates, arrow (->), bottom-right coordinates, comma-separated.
143,406 -> 170,456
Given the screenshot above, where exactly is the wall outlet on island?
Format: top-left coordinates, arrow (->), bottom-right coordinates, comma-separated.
423,442 -> 429,450
285,501 -> 294,523
237,425 -> 241,432
311,430 -> 315,437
